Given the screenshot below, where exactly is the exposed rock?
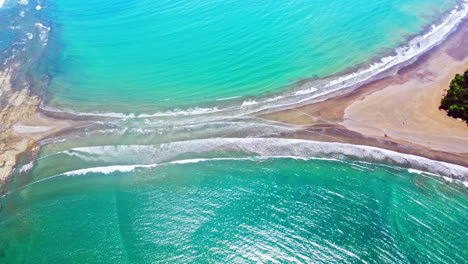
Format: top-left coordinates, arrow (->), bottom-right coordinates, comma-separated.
0,68 -> 41,184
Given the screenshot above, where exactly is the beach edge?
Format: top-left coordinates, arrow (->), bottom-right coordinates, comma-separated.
260,20 -> 468,169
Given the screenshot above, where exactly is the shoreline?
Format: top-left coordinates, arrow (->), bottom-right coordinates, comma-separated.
260,20 -> 468,168
1,15 -> 467,188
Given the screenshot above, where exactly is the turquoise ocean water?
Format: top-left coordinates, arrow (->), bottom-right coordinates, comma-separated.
1,0 -> 468,262
1,146 -> 467,263
40,0 -> 462,113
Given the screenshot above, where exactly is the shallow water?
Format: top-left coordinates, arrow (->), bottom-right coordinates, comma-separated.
40,0 -> 460,113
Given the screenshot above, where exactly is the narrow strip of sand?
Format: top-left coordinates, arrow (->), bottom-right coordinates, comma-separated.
260,21 -> 468,166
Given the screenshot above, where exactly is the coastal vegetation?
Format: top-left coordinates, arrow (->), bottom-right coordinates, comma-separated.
440,69 -> 468,122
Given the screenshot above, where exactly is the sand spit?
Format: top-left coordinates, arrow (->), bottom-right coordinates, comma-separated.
2,18 -> 468,188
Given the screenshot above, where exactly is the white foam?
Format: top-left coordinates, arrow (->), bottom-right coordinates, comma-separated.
265,95 -> 285,102
216,96 -> 241,101
408,168 -> 424,175
0,0 -> 5,8
40,104 -> 135,118
19,161 -> 34,173
40,104 -> 223,119
137,107 -> 220,118
56,158 -> 249,177
168,157 -> 251,164
15,142 -> 467,193
443,176 -> 454,183
34,23 -> 50,43
294,87 -> 317,96
43,156 -> 334,179
60,138 -> 468,180
241,100 -> 258,106
63,164 -> 159,176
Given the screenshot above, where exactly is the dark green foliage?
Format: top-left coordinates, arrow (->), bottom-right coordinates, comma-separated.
440,69 -> 468,123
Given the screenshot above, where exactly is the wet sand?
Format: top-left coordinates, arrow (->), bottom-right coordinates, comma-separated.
260,21 -> 468,167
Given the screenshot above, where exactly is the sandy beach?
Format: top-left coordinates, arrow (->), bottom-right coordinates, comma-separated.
260,21 -> 468,166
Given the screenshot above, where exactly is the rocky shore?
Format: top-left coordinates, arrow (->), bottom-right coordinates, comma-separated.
0,67 -> 75,185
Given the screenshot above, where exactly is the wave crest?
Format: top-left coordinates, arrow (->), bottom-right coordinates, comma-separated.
57,138 -> 468,180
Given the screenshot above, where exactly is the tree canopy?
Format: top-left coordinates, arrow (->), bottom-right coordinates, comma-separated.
440,69 -> 468,123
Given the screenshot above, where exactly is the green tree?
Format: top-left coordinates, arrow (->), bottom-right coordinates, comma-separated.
440,69 -> 468,123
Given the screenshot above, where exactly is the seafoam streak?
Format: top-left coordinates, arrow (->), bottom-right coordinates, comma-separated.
58,138 -> 468,180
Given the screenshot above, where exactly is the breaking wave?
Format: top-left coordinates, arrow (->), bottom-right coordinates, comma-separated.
53,138 -> 468,180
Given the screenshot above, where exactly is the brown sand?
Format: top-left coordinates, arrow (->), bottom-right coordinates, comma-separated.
260,22 -> 468,166
344,42 -> 468,153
